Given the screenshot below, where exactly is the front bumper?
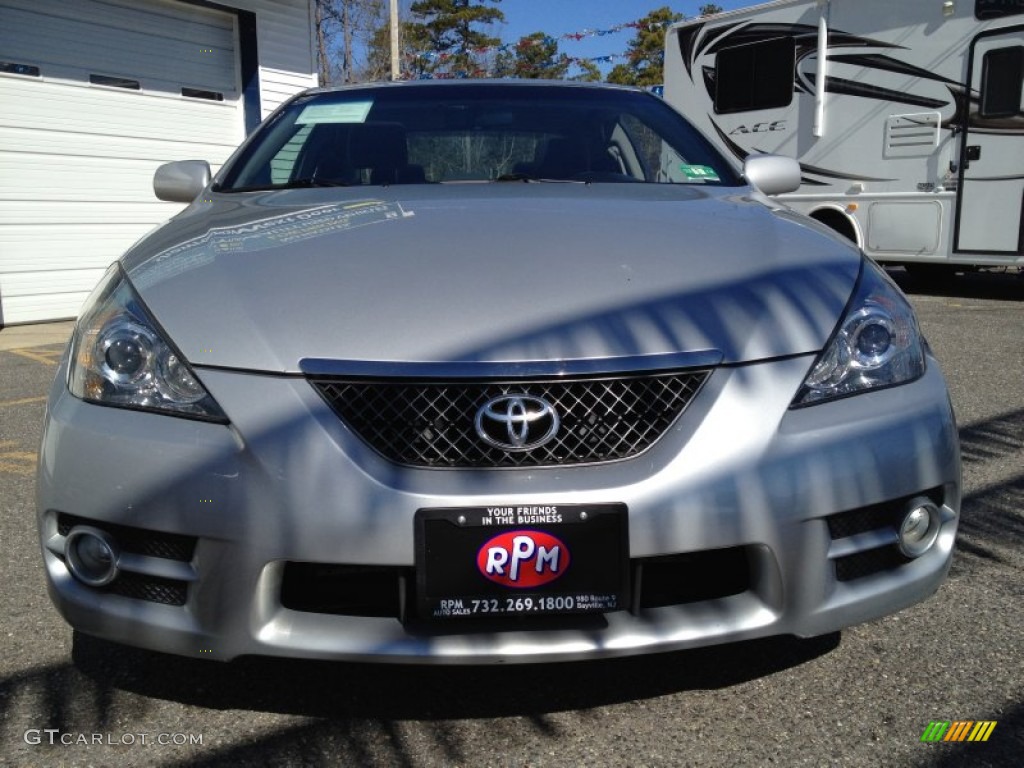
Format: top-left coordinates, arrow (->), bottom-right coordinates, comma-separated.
37,352 -> 960,664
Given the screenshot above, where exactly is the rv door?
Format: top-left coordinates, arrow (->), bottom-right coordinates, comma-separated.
954,26 -> 1024,257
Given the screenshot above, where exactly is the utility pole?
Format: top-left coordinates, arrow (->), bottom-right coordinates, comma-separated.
390,0 -> 400,80
315,0 -> 327,85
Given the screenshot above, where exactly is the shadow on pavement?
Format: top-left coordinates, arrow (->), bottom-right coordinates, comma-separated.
69,631 -> 840,720
928,699 -> 1024,768
887,267 -> 1023,301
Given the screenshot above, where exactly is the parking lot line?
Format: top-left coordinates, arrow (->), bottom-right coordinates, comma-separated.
0,441 -> 37,475
0,396 -> 47,408
8,348 -> 62,366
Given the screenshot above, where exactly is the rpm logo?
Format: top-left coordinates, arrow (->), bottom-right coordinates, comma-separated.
477,530 -> 569,588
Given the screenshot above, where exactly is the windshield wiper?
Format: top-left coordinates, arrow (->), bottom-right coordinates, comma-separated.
493,173 -> 585,184
223,178 -> 352,193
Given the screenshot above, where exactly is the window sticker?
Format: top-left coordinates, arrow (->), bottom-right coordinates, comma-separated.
296,101 -> 373,125
679,164 -> 721,182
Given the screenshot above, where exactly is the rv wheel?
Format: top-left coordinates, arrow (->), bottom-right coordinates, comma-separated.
810,209 -> 858,245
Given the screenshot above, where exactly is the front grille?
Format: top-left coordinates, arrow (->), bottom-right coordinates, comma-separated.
57,513 -> 197,562
281,563 -> 405,617
55,513 -> 194,606
636,548 -> 750,609
826,491 -> 942,582
103,572 -> 188,606
826,503 -> 899,540
310,371 -> 709,468
281,549 -> 750,620
834,548 -> 910,582
826,488 -> 942,540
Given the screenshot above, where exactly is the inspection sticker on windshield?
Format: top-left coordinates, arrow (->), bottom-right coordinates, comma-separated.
296,101 -> 373,125
679,164 -> 720,181
414,503 -> 629,621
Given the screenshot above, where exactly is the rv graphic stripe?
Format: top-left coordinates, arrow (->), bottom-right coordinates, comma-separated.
798,162 -> 895,184
821,76 -> 951,110
678,23 -> 707,80
828,54 -> 960,87
701,23 -> 903,58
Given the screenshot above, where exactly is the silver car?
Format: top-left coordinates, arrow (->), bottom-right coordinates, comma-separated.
38,81 -> 960,664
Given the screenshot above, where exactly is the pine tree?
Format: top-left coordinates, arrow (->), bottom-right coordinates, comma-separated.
605,7 -> 684,87
570,59 -> 602,83
366,16 -> 434,80
495,32 -> 569,79
407,0 -> 505,77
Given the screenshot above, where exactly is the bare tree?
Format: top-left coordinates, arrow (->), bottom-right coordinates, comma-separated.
316,0 -> 389,84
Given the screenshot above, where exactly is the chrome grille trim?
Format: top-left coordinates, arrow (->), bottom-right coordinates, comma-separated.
309,369 -> 711,469
299,350 -> 723,379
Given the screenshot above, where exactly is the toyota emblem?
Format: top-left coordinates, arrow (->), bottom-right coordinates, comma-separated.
475,394 -> 560,452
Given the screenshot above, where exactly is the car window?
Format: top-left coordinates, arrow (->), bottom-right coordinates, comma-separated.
218,84 -> 742,191
406,131 -> 547,181
268,123 -> 313,184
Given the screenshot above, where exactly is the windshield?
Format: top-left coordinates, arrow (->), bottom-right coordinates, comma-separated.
217,83 -> 742,191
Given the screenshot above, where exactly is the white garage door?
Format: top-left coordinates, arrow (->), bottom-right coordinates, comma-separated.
0,0 -> 244,324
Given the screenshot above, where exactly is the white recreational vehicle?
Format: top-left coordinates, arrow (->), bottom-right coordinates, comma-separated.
664,0 -> 1024,276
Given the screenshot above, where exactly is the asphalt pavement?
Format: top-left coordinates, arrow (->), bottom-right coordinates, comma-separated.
0,271 -> 1020,767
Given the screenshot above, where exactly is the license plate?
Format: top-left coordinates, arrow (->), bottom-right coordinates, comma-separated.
414,503 -> 629,620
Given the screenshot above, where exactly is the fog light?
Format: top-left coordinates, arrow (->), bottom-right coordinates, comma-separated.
65,527 -> 120,586
898,500 -> 940,558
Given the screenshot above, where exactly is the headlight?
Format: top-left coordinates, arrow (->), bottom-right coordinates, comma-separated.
68,264 -> 227,421
792,258 -> 925,406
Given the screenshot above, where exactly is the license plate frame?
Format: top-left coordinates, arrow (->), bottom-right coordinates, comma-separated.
414,503 -> 629,621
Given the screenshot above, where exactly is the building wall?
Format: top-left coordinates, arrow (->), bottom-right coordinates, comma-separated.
0,0 -> 317,324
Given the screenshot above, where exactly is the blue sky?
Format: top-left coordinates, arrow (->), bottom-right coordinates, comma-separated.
389,1 -> 748,77
483,1 -> 746,72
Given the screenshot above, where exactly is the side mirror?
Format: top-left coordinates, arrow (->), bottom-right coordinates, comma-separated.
743,154 -> 801,196
154,160 -> 211,203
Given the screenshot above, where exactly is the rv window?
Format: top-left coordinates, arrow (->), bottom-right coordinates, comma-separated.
975,0 -> 1024,20
980,46 -> 1024,119
714,36 -> 795,114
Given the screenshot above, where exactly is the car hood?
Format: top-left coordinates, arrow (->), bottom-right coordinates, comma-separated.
123,185 -> 861,373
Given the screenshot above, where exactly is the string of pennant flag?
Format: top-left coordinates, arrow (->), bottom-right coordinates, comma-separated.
401,52 -> 659,80
400,16 -> 674,79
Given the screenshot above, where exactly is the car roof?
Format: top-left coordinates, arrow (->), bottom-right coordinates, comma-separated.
303,79 -> 647,97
